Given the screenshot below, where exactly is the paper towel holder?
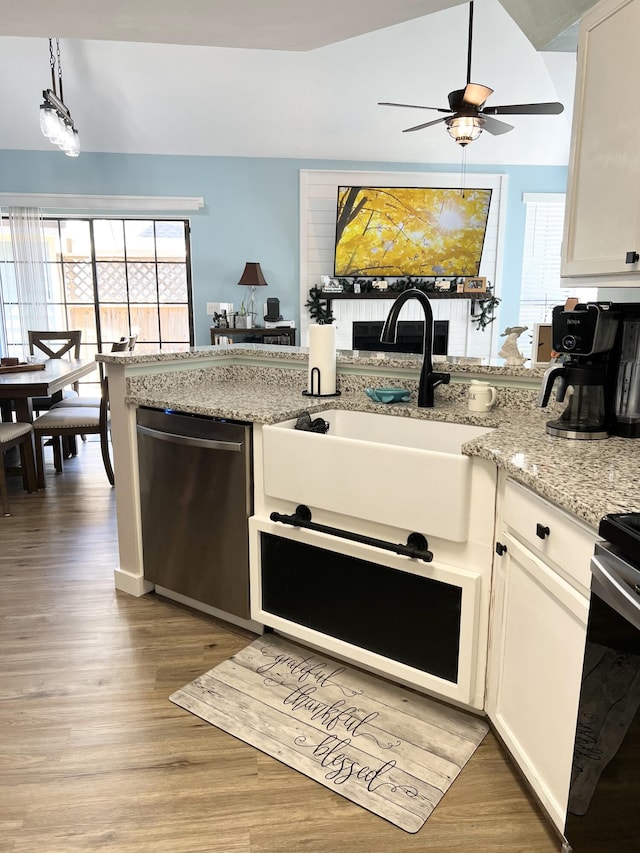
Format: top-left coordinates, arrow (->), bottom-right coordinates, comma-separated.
302,367 -> 342,398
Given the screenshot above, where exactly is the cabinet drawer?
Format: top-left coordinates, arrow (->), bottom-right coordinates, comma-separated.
502,480 -> 597,591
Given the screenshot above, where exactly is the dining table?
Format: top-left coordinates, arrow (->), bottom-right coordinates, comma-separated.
0,358 -> 98,423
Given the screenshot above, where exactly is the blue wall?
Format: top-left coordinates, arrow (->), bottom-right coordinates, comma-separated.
0,151 -> 567,345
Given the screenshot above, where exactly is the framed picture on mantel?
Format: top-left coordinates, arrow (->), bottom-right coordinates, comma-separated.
463,276 -> 487,293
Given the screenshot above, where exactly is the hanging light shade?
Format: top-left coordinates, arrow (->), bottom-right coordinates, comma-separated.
446,115 -> 485,146
39,38 -> 80,157
65,128 -> 80,158
39,102 -> 58,138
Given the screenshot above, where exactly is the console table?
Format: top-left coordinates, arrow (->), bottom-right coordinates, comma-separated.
210,326 -> 296,347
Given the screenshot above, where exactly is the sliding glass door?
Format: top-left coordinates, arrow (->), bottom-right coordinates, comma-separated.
0,216 -> 193,389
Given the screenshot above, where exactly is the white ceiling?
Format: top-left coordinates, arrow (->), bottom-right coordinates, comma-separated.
0,0 -> 578,165
0,0 -> 469,51
498,0 -> 596,49
0,0 -> 594,51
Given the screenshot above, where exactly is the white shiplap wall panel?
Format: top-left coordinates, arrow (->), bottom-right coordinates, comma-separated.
306,247 -> 336,266
307,212 -> 336,228
300,169 -> 508,358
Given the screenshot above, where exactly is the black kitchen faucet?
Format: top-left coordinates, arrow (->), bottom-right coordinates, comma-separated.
380,288 -> 450,407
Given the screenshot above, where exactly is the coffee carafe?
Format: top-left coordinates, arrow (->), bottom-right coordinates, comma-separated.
538,303 -> 619,440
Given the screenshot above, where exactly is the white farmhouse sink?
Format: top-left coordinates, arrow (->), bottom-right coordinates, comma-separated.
261,409 -> 494,542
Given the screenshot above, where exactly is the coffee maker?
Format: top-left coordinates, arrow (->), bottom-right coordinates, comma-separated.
538,303 -> 619,439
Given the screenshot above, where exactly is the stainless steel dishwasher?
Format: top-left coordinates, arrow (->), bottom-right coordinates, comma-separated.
136,407 -> 253,618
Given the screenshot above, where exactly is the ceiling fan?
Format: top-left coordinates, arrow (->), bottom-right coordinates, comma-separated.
379,1 -> 564,146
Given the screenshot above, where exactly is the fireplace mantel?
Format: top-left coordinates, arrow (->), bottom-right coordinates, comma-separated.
321,291 -> 485,304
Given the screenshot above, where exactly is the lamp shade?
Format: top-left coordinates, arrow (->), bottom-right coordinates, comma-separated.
237,262 -> 268,287
446,116 -> 485,146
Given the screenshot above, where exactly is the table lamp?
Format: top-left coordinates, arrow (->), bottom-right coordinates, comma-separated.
237,262 -> 268,323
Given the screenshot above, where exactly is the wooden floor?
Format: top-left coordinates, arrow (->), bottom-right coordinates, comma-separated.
0,441 -> 562,852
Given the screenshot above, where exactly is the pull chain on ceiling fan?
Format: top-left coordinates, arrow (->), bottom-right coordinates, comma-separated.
379,0 -> 564,146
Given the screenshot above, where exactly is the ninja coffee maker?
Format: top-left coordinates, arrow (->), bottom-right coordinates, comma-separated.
538,302 -> 619,439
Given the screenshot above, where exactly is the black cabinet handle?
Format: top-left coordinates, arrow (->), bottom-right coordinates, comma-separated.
626,251 -> 639,264
495,542 -> 508,556
536,523 -> 550,540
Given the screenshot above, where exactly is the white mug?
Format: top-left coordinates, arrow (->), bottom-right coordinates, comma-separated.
468,380 -> 497,412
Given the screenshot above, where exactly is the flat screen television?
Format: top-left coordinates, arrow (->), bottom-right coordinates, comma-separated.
334,185 -> 492,278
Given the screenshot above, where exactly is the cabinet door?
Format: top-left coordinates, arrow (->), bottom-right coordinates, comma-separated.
562,0 -> 640,280
486,533 -> 589,831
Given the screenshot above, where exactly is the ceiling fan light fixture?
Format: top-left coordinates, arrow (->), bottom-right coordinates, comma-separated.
380,1 -> 564,145
446,115 -> 485,146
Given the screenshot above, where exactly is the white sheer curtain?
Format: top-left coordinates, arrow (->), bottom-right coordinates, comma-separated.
7,207 -> 49,360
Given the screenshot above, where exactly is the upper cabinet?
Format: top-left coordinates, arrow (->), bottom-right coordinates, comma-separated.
562,0 -> 640,284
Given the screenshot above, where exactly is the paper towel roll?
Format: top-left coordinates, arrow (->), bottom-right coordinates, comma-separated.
308,323 -> 336,396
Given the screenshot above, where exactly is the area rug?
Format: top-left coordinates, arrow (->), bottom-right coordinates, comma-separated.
170,634 -> 489,833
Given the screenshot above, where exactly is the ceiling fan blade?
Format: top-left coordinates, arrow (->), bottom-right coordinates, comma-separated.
448,89 -> 466,111
402,116 -> 449,133
378,101 -> 451,113
462,83 -> 493,107
480,115 -> 514,135
483,102 -> 564,116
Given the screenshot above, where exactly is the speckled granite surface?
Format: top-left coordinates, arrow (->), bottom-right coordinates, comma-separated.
126,361 -> 541,411
110,345 -> 640,528
97,343 -> 545,379
463,412 -> 640,529
125,361 -> 640,530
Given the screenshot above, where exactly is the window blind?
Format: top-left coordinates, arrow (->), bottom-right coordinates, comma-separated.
518,195 -> 596,359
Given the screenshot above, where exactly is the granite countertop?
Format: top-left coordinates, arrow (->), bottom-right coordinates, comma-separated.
126,373 -> 640,530
463,413 -> 640,529
98,343 -> 545,379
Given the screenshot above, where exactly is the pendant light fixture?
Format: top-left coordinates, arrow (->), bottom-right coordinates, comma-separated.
39,39 -> 80,157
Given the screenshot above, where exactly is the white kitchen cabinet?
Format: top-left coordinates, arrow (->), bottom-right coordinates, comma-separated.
486,479 -> 593,831
562,0 -> 640,284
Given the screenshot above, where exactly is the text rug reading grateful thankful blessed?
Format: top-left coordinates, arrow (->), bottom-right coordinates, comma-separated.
170,635 -> 489,832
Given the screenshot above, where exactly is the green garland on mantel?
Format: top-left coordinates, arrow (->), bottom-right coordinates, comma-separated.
305,278 -> 501,331
305,286 -> 336,324
471,289 -> 501,332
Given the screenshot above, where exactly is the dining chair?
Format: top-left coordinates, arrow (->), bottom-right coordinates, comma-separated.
0,422 -> 38,516
52,339 -> 133,451
112,335 -> 137,352
28,329 -> 83,413
32,377 -> 114,489
28,330 -> 82,361
54,339 -> 134,414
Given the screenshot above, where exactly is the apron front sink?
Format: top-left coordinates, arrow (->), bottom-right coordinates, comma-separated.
262,410 -> 494,542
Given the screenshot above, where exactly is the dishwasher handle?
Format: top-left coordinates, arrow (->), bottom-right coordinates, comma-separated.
591,551 -> 640,631
136,423 -> 243,453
